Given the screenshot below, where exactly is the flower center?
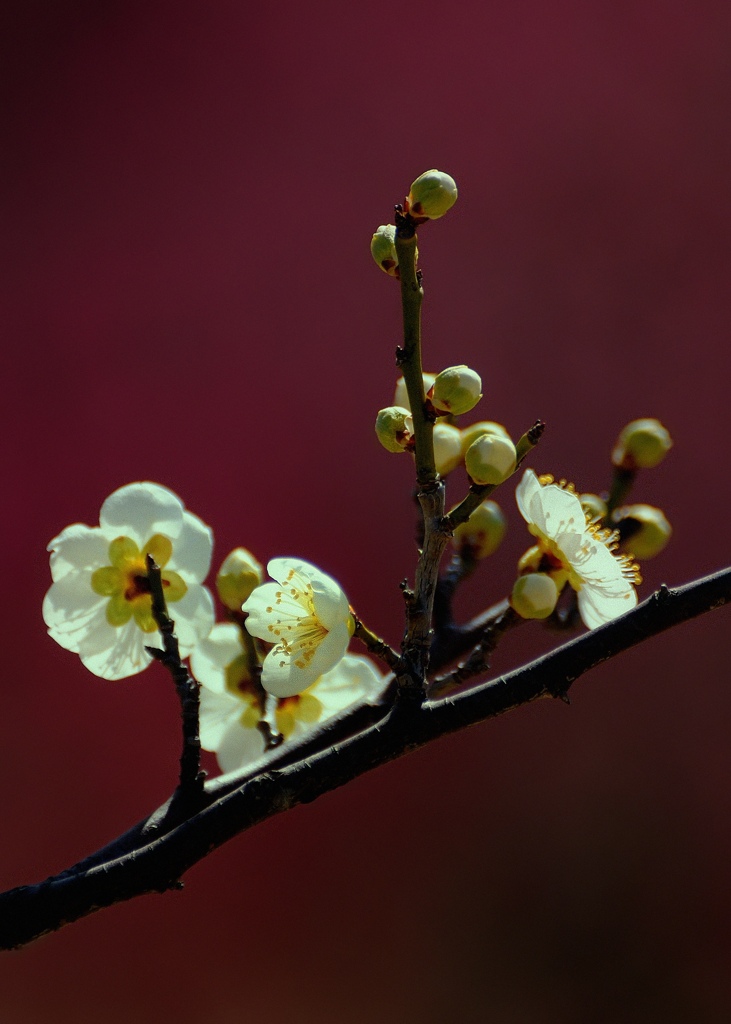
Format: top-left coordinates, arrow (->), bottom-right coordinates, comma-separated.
91,534 -> 187,632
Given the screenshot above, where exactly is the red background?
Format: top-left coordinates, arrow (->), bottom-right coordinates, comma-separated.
2,1 -> 730,1020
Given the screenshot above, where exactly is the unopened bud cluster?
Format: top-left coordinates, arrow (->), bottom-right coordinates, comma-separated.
369,170 -> 457,277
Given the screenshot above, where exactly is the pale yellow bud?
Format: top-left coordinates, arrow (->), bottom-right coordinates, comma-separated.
393,372 -> 437,412
408,169 -> 458,220
510,573 -> 559,620
580,493 -> 608,521
452,500 -> 506,559
216,548 -> 264,611
460,420 -> 512,458
375,406 -> 414,453
612,418 -> 672,470
517,545 -> 543,575
433,422 -> 462,475
464,434 -> 517,486
614,504 -> 672,559
431,365 -> 483,415
370,224 -> 399,276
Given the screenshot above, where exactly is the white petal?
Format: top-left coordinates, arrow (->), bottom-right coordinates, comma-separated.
577,581 -> 637,629
190,623 -> 244,693
261,620 -> 351,698
78,619 -> 152,679
216,720 -> 267,774
47,524 -> 108,582
242,581 -> 305,641
313,654 -> 387,715
199,685 -> 247,749
515,470 -> 542,526
99,482 -> 184,547
310,574 -> 350,630
43,574 -> 108,653
267,556 -> 317,588
170,585 -> 215,655
169,510 -> 213,583
533,485 -> 585,542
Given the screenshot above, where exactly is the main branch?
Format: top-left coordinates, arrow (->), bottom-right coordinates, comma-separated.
1,567 -> 728,950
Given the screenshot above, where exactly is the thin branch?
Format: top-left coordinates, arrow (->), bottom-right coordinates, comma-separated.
145,555 -> 205,803
444,419 -> 544,531
428,605 -> 522,698
352,616 -> 400,670
1,567 -> 728,950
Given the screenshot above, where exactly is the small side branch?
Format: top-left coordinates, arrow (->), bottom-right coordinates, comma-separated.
352,616 -> 400,670
429,605 -> 521,697
146,555 -> 205,802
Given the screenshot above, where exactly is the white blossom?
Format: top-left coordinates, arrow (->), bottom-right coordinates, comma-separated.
242,558 -> 353,697
43,482 -> 214,679
191,625 -> 386,774
516,469 -> 640,629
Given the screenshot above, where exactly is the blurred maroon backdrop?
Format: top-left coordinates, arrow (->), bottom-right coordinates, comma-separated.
1,2 -> 730,1020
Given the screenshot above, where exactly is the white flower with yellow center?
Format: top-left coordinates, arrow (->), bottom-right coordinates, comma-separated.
516,469 -> 641,629
242,558 -> 354,698
43,482 -> 215,680
191,625 -> 386,773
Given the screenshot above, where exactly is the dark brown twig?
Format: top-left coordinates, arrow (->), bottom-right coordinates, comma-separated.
145,555 -> 205,802
1,567 -> 728,950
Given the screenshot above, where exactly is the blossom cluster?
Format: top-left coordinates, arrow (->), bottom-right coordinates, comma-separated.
43,483 -> 386,774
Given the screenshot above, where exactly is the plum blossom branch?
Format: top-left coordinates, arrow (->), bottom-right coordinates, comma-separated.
145,554 -> 205,801
2,567 -> 728,951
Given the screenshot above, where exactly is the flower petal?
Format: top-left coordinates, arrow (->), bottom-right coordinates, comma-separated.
261,621 -> 351,698
242,581 -> 307,641
313,653 -> 387,715
169,510 -> 214,583
215,719 -> 267,774
47,525 -> 109,582
169,585 -> 215,655
43,574 -> 108,653
577,580 -> 637,629
199,685 -> 247,749
309,572 -> 350,631
99,482 -> 184,547
78,618 -> 153,679
190,622 -> 245,693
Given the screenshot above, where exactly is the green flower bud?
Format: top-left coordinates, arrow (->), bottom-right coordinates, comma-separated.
375,406 -> 414,453
580,493 -> 608,521
452,500 -> 506,559
458,421 -> 509,458
370,224 -> 399,277
430,365 -> 483,415
408,169 -> 458,220
433,422 -> 463,475
393,372 -> 437,412
460,420 -> 511,458
216,548 -> 263,611
510,573 -> 559,620
464,433 -> 517,486
613,504 -> 672,559
612,418 -> 672,470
